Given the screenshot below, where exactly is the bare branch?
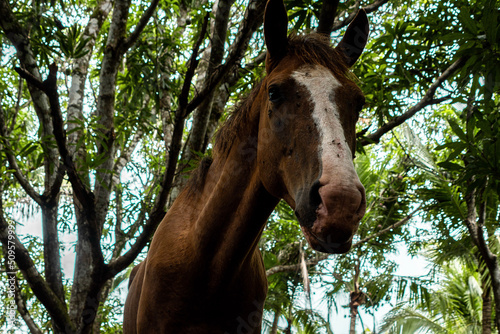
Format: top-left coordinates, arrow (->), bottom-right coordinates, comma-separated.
359,57 -> 467,146
332,0 -> 389,31
266,208 -> 421,277
351,206 -> 421,248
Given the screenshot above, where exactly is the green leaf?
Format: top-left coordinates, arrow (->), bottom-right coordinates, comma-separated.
438,161 -> 463,171
448,119 -> 467,142
459,10 -> 479,34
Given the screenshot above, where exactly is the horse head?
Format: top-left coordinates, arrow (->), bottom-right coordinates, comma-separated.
257,0 -> 369,254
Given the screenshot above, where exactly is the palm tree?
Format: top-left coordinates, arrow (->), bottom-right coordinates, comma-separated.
379,261 -> 483,334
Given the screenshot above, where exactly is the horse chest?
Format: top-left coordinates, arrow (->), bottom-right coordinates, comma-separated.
135,249 -> 267,333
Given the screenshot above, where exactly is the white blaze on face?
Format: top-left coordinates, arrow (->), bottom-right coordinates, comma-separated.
291,64 -> 359,185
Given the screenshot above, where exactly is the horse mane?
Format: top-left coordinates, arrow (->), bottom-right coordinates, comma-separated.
184,81 -> 263,194
287,33 -> 352,82
213,80 -> 264,158
185,33 -> 352,192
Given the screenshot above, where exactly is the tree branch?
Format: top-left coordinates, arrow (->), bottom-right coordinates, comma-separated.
0,0 -> 61,192
0,107 -> 43,206
6,269 -> 43,334
331,0 -> 361,32
106,118 -> 185,278
92,0 -> 132,230
317,0 -> 340,35
122,0 -> 160,51
331,0 -> 389,32
182,0 -> 266,118
184,0 -> 236,161
0,214 -> 75,332
108,0 -> 268,276
351,206 -> 421,248
14,66 -> 94,209
359,57 -> 467,146
266,208 -> 421,277
178,12 -> 210,117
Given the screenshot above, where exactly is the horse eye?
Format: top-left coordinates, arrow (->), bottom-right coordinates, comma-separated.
268,86 -> 282,103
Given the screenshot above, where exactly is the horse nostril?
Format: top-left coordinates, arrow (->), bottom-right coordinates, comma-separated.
356,186 -> 367,217
309,180 -> 322,208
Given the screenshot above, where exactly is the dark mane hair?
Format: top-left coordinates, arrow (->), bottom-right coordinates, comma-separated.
287,33 -> 351,82
185,33 -> 352,192
213,80 -> 263,158
184,81 -> 263,194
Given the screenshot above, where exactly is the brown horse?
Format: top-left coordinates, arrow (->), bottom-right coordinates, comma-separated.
123,0 -> 369,332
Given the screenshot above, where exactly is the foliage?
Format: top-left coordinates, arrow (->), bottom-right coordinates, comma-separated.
0,0 -> 499,332
380,261 -> 484,334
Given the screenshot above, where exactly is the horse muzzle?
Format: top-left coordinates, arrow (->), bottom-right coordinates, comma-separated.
295,180 -> 366,254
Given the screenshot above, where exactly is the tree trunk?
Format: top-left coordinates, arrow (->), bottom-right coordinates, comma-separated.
464,192 -> 500,332
349,302 -> 358,334
183,0 -> 236,164
482,284 -> 492,334
41,203 -> 65,309
91,278 -> 114,334
350,260 -> 363,334
317,0 -> 340,35
270,309 -> 281,334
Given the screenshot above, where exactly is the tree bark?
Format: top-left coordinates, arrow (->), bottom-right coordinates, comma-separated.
482,284 -> 492,334
349,261 -> 363,334
464,192 -> 500,331
270,309 -> 281,334
183,0 -> 236,165
41,203 -> 65,305
317,0 -> 339,35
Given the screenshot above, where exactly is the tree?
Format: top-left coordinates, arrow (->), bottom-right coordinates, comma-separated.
380,260 -> 484,334
0,0 -> 265,332
0,0 -> 498,333
261,0 -> 499,332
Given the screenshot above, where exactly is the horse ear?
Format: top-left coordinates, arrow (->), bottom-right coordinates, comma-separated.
264,0 -> 289,73
335,9 -> 369,67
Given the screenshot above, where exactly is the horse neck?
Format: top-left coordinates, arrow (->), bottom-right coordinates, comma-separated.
173,106 -> 278,278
